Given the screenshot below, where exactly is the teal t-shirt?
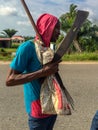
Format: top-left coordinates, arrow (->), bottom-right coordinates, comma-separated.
10,40 -> 42,114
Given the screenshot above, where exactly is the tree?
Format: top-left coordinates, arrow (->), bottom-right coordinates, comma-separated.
78,21 -> 98,52
59,4 -> 82,52
60,4 -> 77,33
1,29 -> 18,48
24,36 -> 34,41
1,29 -> 18,38
59,4 -> 98,52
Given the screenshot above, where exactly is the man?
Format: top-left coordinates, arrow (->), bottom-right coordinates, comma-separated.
6,13 -> 61,130
90,110 -> 98,130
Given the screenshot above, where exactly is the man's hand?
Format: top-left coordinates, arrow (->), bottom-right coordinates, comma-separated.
42,60 -> 61,77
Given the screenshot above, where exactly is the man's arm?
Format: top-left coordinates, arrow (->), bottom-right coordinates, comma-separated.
6,61 -> 60,87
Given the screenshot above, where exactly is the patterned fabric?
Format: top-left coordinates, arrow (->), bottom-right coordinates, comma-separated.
34,40 -> 71,115
40,75 -> 71,115
34,40 -> 54,65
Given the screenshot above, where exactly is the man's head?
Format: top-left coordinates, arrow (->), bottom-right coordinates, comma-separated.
50,20 -> 60,43
36,13 -> 60,47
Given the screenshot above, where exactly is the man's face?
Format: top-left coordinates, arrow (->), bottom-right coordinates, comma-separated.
51,21 -> 60,42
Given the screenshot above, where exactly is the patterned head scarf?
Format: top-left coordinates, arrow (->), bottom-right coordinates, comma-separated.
35,13 -> 58,47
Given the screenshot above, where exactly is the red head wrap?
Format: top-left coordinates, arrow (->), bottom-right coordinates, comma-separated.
35,13 -> 58,47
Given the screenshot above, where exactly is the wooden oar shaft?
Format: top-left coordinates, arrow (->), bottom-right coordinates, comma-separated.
20,0 -> 43,42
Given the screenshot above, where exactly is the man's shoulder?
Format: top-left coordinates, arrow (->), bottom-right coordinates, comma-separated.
19,40 -> 35,50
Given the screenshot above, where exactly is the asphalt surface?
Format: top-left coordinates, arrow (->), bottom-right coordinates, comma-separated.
0,62 -> 98,130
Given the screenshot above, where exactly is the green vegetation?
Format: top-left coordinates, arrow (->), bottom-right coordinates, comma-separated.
0,47 -> 98,62
62,52 -> 98,61
1,29 -> 18,38
58,4 -> 98,52
0,4 -> 98,62
0,45 -> 17,61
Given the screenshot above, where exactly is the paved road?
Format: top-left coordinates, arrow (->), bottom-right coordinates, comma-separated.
0,63 -> 98,130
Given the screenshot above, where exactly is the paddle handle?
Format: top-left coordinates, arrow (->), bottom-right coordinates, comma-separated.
20,0 -> 43,42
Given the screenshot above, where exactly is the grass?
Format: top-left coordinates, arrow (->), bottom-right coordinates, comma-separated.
62,52 -> 98,61
0,42 -> 98,62
0,50 -> 98,62
0,48 -> 16,61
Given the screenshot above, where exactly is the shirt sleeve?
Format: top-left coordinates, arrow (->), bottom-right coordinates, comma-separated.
10,41 -> 34,72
